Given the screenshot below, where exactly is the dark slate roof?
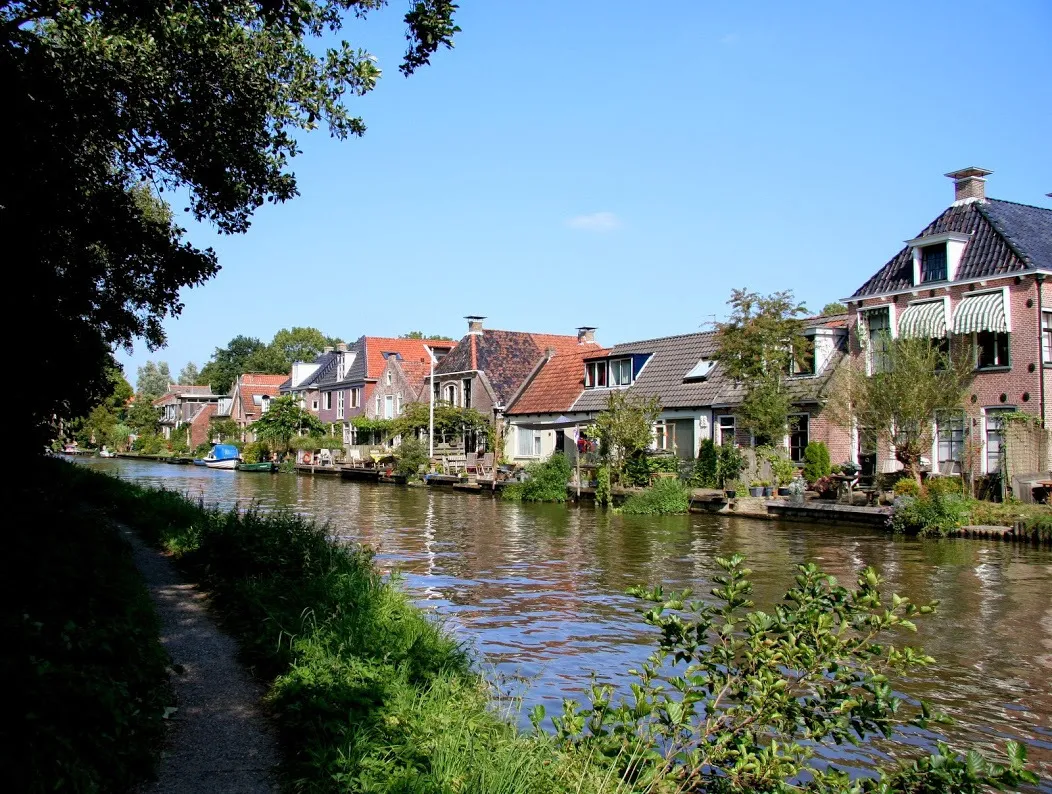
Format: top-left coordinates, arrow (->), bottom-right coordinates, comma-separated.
298,351 -> 339,388
571,332 -> 730,411
852,199 -> 1052,298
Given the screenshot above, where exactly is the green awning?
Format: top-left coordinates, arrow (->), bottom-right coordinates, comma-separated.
898,301 -> 946,338
953,292 -> 1008,335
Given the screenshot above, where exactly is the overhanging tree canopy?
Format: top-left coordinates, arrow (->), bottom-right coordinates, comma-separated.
6,0 -> 459,445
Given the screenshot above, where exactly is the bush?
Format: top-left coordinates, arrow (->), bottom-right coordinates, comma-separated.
193,442 -> 212,458
802,441 -> 831,484
241,441 -> 271,463
502,454 -> 572,502
624,453 -> 679,487
926,475 -> 964,497
894,478 -> 921,497
394,435 -> 428,479
619,477 -> 692,515
812,475 -> 838,499
891,491 -> 970,536
717,443 -> 745,487
764,448 -> 796,486
289,434 -> 344,451
595,464 -> 611,506
132,432 -> 164,454
693,439 -> 719,487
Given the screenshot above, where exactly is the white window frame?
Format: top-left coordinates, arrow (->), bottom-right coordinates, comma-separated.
444,383 -> 458,405
323,392 -> 332,411
386,371 -> 393,386
935,411 -> 965,475
585,360 -> 608,389
311,399 -> 319,411
1043,311 -> 1052,365
336,390 -> 344,419
609,358 -> 633,387
516,427 -> 542,457
716,415 -> 736,446
384,395 -> 394,419
396,394 -> 403,416
350,387 -> 361,408
974,330 -> 1011,370
342,423 -> 351,445
982,406 -> 1015,474
858,303 -> 896,375
652,421 -> 675,452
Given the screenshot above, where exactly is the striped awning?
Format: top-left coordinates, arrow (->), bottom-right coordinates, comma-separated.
898,301 -> 946,338
953,292 -> 1008,335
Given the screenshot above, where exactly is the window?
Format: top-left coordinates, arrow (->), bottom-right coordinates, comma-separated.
384,395 -> 394,419
716,416 -> 736,446
336,355 -> 346,380
342,423 -> 351,445
864,308 -> 891,373
311,399 -> 319,411
985,408 -> 1012,474
920,244 -> 947,283
396,394 -> 403,416
385,371 -> 392,386
789,415 -> 809,462
336,390 -> 344,419
936,412 -> 965,474
1043,312 -> 1052,364
585,361 -> 607,388
790,337 -> 816,376
652,422 -> 675,451
463,379 -> 472,409
976,331 -> 1010,369
350,387 -> 361,408
323,392 -> 332,411
444,383 -> 458,405
375,395 -> 381,415
610,358 -> 633,386
516,427 -> 541,457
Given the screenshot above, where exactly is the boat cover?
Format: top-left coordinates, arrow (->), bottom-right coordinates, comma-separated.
212,444 -> 240,460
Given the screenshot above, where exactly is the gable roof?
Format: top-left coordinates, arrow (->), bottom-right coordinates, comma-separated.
507,347 -> 611,415
362,337 -> 445,380
239,373 -> 288,387
237,385 -> 280,421
852,198 -> 1052,298
435,328 -> 589,405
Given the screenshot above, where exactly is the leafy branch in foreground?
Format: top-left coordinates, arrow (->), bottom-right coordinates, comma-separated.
539,555 -> 1039,793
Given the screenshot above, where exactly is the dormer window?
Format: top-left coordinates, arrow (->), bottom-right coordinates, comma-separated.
684,359 -> 716,381
920,244 -> 947,283
789,336 -> 816,376
610,358 -> 632,386
585,361 -> 607,388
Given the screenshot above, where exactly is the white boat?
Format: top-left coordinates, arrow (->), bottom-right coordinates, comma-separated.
203,444 -> 241,469
98,447 -> 116,458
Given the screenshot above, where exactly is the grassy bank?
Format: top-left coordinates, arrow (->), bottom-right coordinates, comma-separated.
2,460 -> 171,793
64,460 -> 581,793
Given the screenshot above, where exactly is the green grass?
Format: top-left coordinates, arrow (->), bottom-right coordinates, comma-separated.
618,477 -> 693,515
62,461 -> 588,793
2,459 -> 171,793
966,500 -> 1052,542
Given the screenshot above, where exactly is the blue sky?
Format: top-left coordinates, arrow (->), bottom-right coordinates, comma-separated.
116,0 -> 1052,382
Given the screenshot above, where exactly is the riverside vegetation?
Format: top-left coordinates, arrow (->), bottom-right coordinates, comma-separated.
10,459 -> 1042,792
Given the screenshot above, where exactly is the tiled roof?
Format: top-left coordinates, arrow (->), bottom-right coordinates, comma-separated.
363,337 -> 444,380
572,332 -> 727,412
851,199 -> 1052,298
238,384 -> 280,420
435,328 -> 589,405
239,373 -> 288,387
507,347 -> 611,415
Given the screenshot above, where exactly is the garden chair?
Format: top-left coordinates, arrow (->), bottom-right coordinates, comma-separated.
464,452 -> 478,476
479,452 -> 494,477
347,448 -> 363,468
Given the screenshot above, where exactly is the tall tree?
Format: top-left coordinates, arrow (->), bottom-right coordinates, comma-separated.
270,327 -> 334,369
178,362 -> 201,386
7,0 -> 459,446
136,361 -> 171,398
250,396 -> 325,455
592,391 -> 662,484
714,289 -> 809,444
200,336 -> 266,393
828,336 -> 973,484
821,301 -> 847,316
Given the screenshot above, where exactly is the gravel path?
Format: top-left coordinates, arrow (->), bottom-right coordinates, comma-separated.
124,528 -> 280,793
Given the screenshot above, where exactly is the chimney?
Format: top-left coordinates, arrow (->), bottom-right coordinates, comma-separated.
945,167 -> 992,204
335,342 -> 348,352
577,326 -> 596,344
465,315 -> 486,335
323,346 -> 334,354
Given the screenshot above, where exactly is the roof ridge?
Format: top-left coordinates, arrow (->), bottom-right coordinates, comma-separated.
611,330 -> 717,346
984,197 -> 1052,213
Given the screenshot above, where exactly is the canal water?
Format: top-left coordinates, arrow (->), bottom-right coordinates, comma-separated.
82,458 -> 1052,788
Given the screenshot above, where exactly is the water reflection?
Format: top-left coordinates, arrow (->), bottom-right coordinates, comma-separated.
82,458 -> 1052,789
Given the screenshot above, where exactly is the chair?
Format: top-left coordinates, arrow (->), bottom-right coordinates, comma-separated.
348,448 -> 363,468
319,449 -> 333,466
479,452 -> 495,477
465,452 -> 478,476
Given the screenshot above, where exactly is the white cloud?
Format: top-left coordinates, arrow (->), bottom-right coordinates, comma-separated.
565,211 -> 621,232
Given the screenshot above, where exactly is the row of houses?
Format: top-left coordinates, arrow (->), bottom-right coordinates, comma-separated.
158,168 -> 1052,479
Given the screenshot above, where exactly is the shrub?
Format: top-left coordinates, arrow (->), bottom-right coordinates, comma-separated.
241,441 -> 270,463
193,442 -> 212,458
502,454 -> 572,502
768,450 -> 797,486
717,443 -> 745,487
624,453 -> 679,487
619,477 -> 692,515
595,464 -> 611,506
926,475 -> 964,497
894,478 -> 921,497
394,435 -> 428,480
802,441 -> 831,484
132,433 -> 164,454
693,439 -> 719,487
891,491 -> 970,536
812,475 -> 838,499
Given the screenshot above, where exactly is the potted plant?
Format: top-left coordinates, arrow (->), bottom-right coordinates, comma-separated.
724,483 -> 737,498
762,480 -> 775,497
787,477 -> 807,504
840,460 -> 860,477
749,480 -> 764,497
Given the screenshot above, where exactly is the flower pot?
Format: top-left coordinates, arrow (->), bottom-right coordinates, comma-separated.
725,489 -> 736,499
749,487 -> 764,497
777,487 -> 791,496
763,486 -> 775,497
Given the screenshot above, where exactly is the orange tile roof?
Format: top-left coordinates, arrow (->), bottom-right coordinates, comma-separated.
529,332 -> 587,357
238,384 -> 282,420
240,373 -> 288,387
507,347 -> 610,415
363,337 -> 448,380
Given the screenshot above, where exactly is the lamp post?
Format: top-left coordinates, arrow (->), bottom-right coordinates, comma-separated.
424,345 -> 436,459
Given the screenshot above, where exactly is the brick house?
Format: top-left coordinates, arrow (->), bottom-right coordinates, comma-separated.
506,321 -> 849,465
433,317 -> 596,450
229,373 -> 288,441
844,168 -> 1052,478
315,337 -> 455,447
153,384 -> 223,449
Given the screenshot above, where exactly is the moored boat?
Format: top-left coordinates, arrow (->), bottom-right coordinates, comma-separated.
202,444 -> 241,469
237,461 -> 275,472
